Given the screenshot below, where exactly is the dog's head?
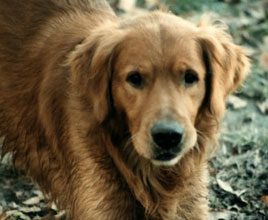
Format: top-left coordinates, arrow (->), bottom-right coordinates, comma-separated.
69,12 -> 250,166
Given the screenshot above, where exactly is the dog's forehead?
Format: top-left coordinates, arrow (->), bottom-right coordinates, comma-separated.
118,14 -> 203,72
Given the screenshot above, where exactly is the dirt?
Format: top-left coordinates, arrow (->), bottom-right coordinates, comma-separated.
1,0 -> 268,219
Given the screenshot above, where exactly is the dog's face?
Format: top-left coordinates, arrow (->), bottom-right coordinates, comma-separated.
112,20 -> 206,166
70,12 -> 250,166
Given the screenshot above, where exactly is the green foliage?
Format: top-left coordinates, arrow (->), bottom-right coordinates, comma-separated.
136,0 -> 146,8
240,65 -> 268,101
160,0 -> 228,14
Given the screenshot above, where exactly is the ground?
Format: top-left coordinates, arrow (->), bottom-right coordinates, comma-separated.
0,0 -> 268,219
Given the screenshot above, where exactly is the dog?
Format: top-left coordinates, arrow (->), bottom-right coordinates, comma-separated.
0,0 -> 250,219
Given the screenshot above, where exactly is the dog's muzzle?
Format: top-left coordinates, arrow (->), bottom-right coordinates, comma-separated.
151,120 -> 184,161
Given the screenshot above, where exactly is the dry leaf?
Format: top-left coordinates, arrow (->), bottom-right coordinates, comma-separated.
260,52 -> 268,69
228,95 -> 248,109
260,36 -> 268,69
217,178 -> 235,194
146,0 -> 160,7
32,190 -> 45,200
18,206 -> 41,214
209,211 -> 232,220
23,196 -> 41,206
119,0 -> 136,12
5,210 -> 31,220
257,99 -> 268,114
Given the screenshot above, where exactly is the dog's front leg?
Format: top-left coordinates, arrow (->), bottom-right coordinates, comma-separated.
66,162 -> 137,220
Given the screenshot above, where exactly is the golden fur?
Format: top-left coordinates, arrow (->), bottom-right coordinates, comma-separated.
0,0 -> 250,219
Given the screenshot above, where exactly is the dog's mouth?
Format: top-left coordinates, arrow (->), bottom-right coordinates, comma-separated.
154,152 -> 177,161
151,151 -> 181,166
150,139 -> 197,166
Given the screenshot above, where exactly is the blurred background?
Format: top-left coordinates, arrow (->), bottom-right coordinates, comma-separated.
0,0 -> 268,219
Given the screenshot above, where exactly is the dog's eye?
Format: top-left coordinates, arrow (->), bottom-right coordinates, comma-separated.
184,70 -> 199,86
126,71 -> 144,88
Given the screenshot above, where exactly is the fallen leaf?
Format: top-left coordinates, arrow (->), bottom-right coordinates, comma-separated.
119,0 -> 136,12
260,36 -> 268,69
23,196 -> 41,206
217,178 -> 235,194
227,95 -> 247,109
51,202 -> 58,211
32,190 -> 44,200
263,36 -> 268,50
146,0 -> 160,7
257,99 -> 268,114
5,210 -> 31,220
18,206 -> 41,214
209,211 -> 232,220
260,52 -> 268,69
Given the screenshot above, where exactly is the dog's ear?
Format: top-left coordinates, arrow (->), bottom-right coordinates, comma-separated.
68,24 -> 125,122
196,21 -> 250,147
198,24 -> 250,95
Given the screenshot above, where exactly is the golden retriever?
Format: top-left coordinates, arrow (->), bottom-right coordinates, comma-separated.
0,0 -> 250,219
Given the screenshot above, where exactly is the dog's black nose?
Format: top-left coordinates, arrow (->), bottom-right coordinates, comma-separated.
151,121 -> 183,150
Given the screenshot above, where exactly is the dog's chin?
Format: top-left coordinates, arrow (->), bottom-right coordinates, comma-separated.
151,155 -> 181,167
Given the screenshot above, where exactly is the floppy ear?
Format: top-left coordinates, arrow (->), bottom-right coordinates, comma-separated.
68,24 -> 125,122
199,25 -> 250,94
196,22 -> 250,148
